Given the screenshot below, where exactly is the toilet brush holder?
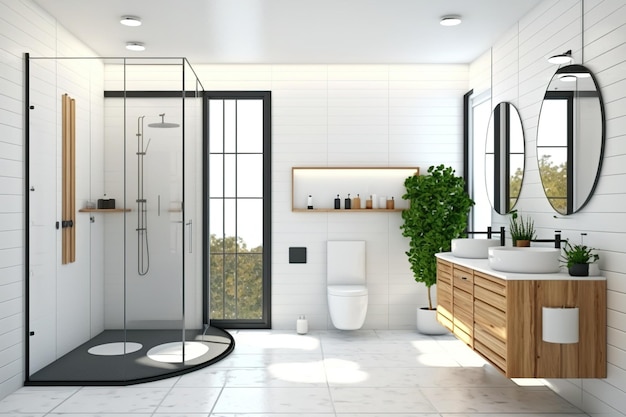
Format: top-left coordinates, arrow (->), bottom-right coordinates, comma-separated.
296,315 -> 308,335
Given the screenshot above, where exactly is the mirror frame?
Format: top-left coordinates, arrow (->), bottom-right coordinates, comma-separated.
485,102 -> 525,214
536,64 -> 606,215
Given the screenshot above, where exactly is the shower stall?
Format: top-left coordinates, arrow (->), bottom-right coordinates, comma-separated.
25,56 -> 233,384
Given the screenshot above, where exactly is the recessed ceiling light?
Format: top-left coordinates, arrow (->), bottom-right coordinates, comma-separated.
126,42 -> 145,51
440,16 -> 462,26
120,15 -> 142,27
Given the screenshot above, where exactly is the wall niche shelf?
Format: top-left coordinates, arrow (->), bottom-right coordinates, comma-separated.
292,167 -> 419,212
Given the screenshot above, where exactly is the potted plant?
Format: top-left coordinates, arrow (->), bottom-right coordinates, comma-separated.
562,241 -> 599,276
401,164 -> 474,334
508,209 -> 536,247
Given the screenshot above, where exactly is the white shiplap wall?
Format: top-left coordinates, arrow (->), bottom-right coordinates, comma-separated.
0,0 -> 100,400
474,0 -> 626,415
196,64 -> 469,330
0,0 -> 54,399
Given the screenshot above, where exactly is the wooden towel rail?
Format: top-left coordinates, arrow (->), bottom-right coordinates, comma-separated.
62,93 -> 76,264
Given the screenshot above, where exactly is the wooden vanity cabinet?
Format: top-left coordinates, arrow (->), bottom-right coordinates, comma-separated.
436,256 -> 607,379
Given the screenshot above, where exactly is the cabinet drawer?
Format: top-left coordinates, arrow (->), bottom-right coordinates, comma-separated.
437,280 -> 452,305
474,322 -> 506,358
437,259 -> 452,276
474,285 -> 506,311
453,305 -> 473,336
437,312 -> 453,332
474,272 -> 506,296
453,289 -> 473,314
437,292 -> 453,322
475,339 -> 506,372
474,299 -> 506,341
454,326 -> 472,347
453,264 -> 473,289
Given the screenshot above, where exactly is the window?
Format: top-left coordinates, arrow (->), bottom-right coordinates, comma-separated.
465,89 -> 492,233
205,92 -> 271,328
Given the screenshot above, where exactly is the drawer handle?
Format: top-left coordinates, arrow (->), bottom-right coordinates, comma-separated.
461,276 -> 468,280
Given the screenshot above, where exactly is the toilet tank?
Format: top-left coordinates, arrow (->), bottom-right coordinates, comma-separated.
327,241 -> 366,285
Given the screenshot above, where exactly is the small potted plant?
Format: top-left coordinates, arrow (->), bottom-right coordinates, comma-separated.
562,241 -> 599,276
508,209 -> 536,247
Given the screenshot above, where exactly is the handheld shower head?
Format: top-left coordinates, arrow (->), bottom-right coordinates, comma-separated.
148,113 -> 179,128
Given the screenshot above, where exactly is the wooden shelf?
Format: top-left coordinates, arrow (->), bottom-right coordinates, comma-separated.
293,208 -> 404,212
79,208 -> 130,213
292,166 -> 418,212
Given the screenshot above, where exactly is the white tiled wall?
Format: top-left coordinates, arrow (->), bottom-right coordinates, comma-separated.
196,63 -> 469,330
472,0 -> 626,415
0,0 -> 102,400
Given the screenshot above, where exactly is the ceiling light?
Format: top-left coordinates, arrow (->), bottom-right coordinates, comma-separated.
120,15 -> 142,26
126,42 -> 145,51
548,50 -> 573,65
440,16 -> 462,26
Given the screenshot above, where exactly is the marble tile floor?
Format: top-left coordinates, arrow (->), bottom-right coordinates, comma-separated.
0,330 -> 587,416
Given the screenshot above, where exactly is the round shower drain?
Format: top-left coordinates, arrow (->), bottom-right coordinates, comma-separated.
147,341 -> 209,363
88,342 -> 143,356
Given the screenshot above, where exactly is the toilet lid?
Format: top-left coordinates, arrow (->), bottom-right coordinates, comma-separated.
327,285 -> 368,296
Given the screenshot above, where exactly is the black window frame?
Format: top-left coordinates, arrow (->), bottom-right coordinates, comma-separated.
203,91 -> 272,329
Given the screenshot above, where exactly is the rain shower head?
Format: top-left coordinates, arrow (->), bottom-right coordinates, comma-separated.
148,113 -> 180,128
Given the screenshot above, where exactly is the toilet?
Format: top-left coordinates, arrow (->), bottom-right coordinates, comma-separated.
327,241 -> 368,330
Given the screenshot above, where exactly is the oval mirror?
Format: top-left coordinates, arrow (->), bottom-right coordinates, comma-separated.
485,102 -> 525,214
537,64 -> 605,214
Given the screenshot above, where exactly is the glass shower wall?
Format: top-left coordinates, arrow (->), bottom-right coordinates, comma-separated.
26,57 -> 209,384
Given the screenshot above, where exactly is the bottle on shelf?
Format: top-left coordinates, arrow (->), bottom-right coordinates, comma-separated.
307,195 -> 313,209
334,194 -> 341,209
344,194 -> 351,209
353,194 -> 361,209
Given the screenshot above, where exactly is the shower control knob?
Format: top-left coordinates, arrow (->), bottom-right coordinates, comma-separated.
30,186 -> 35,191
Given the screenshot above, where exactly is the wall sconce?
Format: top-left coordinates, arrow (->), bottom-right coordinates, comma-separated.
548,50 -> 573,65
542,306 -> 579,344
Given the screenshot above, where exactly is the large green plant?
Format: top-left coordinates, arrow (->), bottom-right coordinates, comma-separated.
400,165 -> 474,310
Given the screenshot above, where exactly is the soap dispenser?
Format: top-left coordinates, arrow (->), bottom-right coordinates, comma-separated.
334,194 -> 341,209
344,193 -> 351,209
297,315 -> 308,335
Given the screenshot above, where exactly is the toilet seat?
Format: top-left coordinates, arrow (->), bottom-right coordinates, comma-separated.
327,285 -> 368,297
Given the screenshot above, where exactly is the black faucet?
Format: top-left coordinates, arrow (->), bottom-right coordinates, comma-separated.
465,226 -> 506,246
531,230 -> 564,248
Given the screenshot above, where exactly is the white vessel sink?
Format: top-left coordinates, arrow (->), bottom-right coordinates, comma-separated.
451,238 -> 501,259
488,247 -> 561,273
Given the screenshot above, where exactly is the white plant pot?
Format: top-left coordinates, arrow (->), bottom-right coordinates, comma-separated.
416,307 -> 447,335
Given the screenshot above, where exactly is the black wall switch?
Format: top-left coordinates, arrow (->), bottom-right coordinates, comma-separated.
289,247 -> 307,264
